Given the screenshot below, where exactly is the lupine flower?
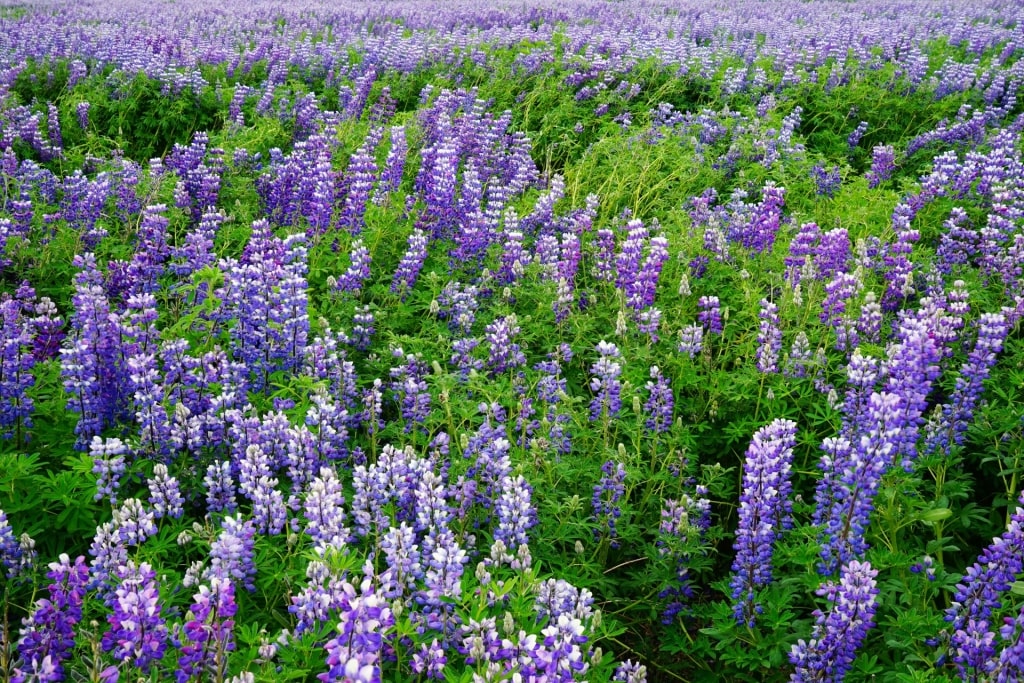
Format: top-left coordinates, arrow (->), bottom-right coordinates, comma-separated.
990,603 -> 1024,682
945,494 -> 1024,676
102,561 -> 168,673
205,461 -> 237,514
351,306 -> 375,351
113,498 -> 157,547
411,639 -> 446,679
391,228 -> 428,298
495,475 -> 536,550
698,296 -> 723,336
678,323 -> 704,359
484,314 -> 526,376
644,366 -> 674,434
756,299 -> 782,374
924,313 -> 1008,457
319,572 -> 394,683
13,554 -> 90,683
790,560 -> 879,682
389,348 -> 431,432
174,577 -> 237,683
205,516 -> 257,592
589,341 -> 623,421
847,121 -> 868,149
0,295 -> 34,440
1,508 -> 24,578
817,391 -> 902,575
812,165 -> 842,197
614,660 -> 648,683
90,436 -> 129,505
336,239 -> 372,294
730,419 -> 797,626
373,125 -> 406,205
148,463 -> 184,519
592,461 -> 627,547
304,467 -> 350,553
866,145 -> 895,188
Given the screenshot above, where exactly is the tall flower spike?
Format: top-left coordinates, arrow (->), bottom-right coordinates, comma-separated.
589,341 -> 623,421
790,560 -> 879,682
13,554 -> 90,683
730,419 -> 797,626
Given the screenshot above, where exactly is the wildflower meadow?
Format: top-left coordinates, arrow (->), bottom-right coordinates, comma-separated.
1,0 -> 1024,681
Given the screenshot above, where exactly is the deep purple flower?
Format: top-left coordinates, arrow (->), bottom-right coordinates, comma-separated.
589,341 -> 623,421
174,577 -> 237,683
205,516 -> 257,592
13,554 -> 90,683
644,366 -> 674,434
101,561 -> 168,673
485,314 -> 526,376
592,460 -> 627,547
866,145 -> 895,188
730,419 -> 797,626
698,296 -> 723,336
790,560 -> 879,682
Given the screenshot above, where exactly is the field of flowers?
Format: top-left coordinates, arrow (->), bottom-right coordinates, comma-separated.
1,0 -> 1024,680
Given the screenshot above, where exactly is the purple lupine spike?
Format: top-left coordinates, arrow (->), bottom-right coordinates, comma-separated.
945,494 -> 1024,677
318,573 -> 394,683
786,222 -> 820,286
0,295 -> 35,441
171,210 -> 222,277
174,577 -> 237,683
614,660 -> 648,683
204,461 -> 237,514
817,392 -> 902,575
616,219 -> 649,305
990,602 -> 1024,682
389,348 -> 431,433
340,132 -> 380,235
336,239 -> 372,295
729,419 -> 797,626
592,460 -> 627,547
923,312 -> 1008,458
62,255 -> 131,446
756,299 -> 782,374
789,560 -> 879,682
304,466 -> 350,554
821,272 -> 862,352
380,523 -> 423,599
591,226 -> 617,283
0,509 -> 23,578
847,121 -> 868,149
812,165 -> 841,198
205,515 -> 257,592
484,314 -> 526,376
644,366 -> 674,434
148,464 -> 184,520
13,554 -> 90,683
856,292 -> 882,345
698,296 -> 723,336
678,323 -> 704,359
101,561 -> 168,673
741,183 -> 785,254
784,332 -> 814,378
373,125 -> 406,206
589,341 -> 623,421
391,227 -> 429,299
29,296 -> 63,362
866,145 -> 895,188
494,475 -> 536,551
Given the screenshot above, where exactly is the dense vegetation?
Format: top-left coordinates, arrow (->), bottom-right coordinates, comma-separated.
1,0 -> 1024,681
